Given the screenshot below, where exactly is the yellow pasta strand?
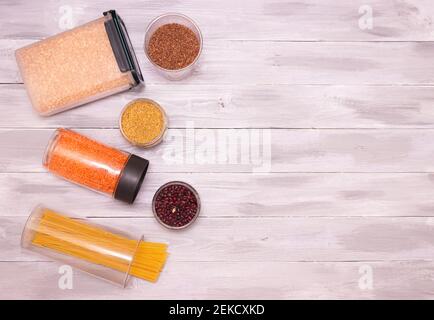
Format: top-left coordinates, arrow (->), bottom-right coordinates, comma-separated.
31,209 -> 168,283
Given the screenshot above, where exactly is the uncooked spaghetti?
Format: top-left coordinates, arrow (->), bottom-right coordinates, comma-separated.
30,208 -> 168,283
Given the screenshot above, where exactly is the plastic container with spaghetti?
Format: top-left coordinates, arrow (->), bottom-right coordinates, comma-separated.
43,128 -> 149,203
21,205 -> 168,287
15,10 -> 143,116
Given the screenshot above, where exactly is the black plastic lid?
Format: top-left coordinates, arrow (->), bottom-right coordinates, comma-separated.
114,154 -> 149,203
103,10 -> 144,86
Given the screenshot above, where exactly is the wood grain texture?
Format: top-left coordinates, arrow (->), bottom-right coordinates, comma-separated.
2,216 -> 434,262
4,40 -> 434,85
2,172 -> 434,218
3,84 -> 434,129
1,128 -> 434,173
1,0 -> 434,299
1,0 -> 434,41
0,261 -> 433,299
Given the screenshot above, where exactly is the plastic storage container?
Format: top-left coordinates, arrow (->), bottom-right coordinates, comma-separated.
21,205 -> 167,287
15,10 -> 143,116
43,128 -> 149,203
144,13 -> 202,80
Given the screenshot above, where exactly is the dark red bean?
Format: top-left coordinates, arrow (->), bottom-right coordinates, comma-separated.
154,182 -> 199,228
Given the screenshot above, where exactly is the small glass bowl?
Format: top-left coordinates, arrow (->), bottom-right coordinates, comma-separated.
152,181 -> 201,230
144,13 -> 203,81
119,98 -> 168,148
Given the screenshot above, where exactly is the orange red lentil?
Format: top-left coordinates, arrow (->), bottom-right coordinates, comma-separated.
43,128 -> 129,195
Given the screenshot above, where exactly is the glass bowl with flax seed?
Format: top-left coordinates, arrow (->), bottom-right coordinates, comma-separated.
144,13 -> 203,80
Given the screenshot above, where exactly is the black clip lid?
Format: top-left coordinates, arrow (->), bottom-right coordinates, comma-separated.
114,154 -> 149,204
103,10 -> 144,86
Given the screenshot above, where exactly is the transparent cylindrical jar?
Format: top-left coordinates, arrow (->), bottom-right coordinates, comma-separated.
21,205 -> 144,287
144,13 -> 203,80
15,10 -> 143,116
43,128 -> 149,203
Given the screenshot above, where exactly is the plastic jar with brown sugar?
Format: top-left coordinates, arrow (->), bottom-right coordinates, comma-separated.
15,10 -> 143,116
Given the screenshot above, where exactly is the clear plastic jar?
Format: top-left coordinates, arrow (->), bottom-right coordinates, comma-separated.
43,128 -> 149,203
15,10 -> 143,116
21,205 -> 167,287
144,13 -> 203,80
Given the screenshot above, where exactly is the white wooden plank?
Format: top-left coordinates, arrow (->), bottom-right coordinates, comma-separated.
1,172 -> 434,218
1,128 -> 434,173
0,261 -> 432,299
3,84 -> 434,129
4,40 -> 434,85
2,216 -> 434,262
1,0 -> 434,41
3,0 -> 434,301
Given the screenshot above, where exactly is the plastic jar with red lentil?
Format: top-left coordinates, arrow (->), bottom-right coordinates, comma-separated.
43,128 -> 149,203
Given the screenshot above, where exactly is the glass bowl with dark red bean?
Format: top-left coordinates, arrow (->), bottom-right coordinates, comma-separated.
152,181 -> 201,230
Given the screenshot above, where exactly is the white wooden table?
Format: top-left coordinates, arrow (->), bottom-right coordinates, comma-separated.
1,0 -> 434,299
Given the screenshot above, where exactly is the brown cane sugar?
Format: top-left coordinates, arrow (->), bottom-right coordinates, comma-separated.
147,23 -> 200,70
15,17 -> 134,115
